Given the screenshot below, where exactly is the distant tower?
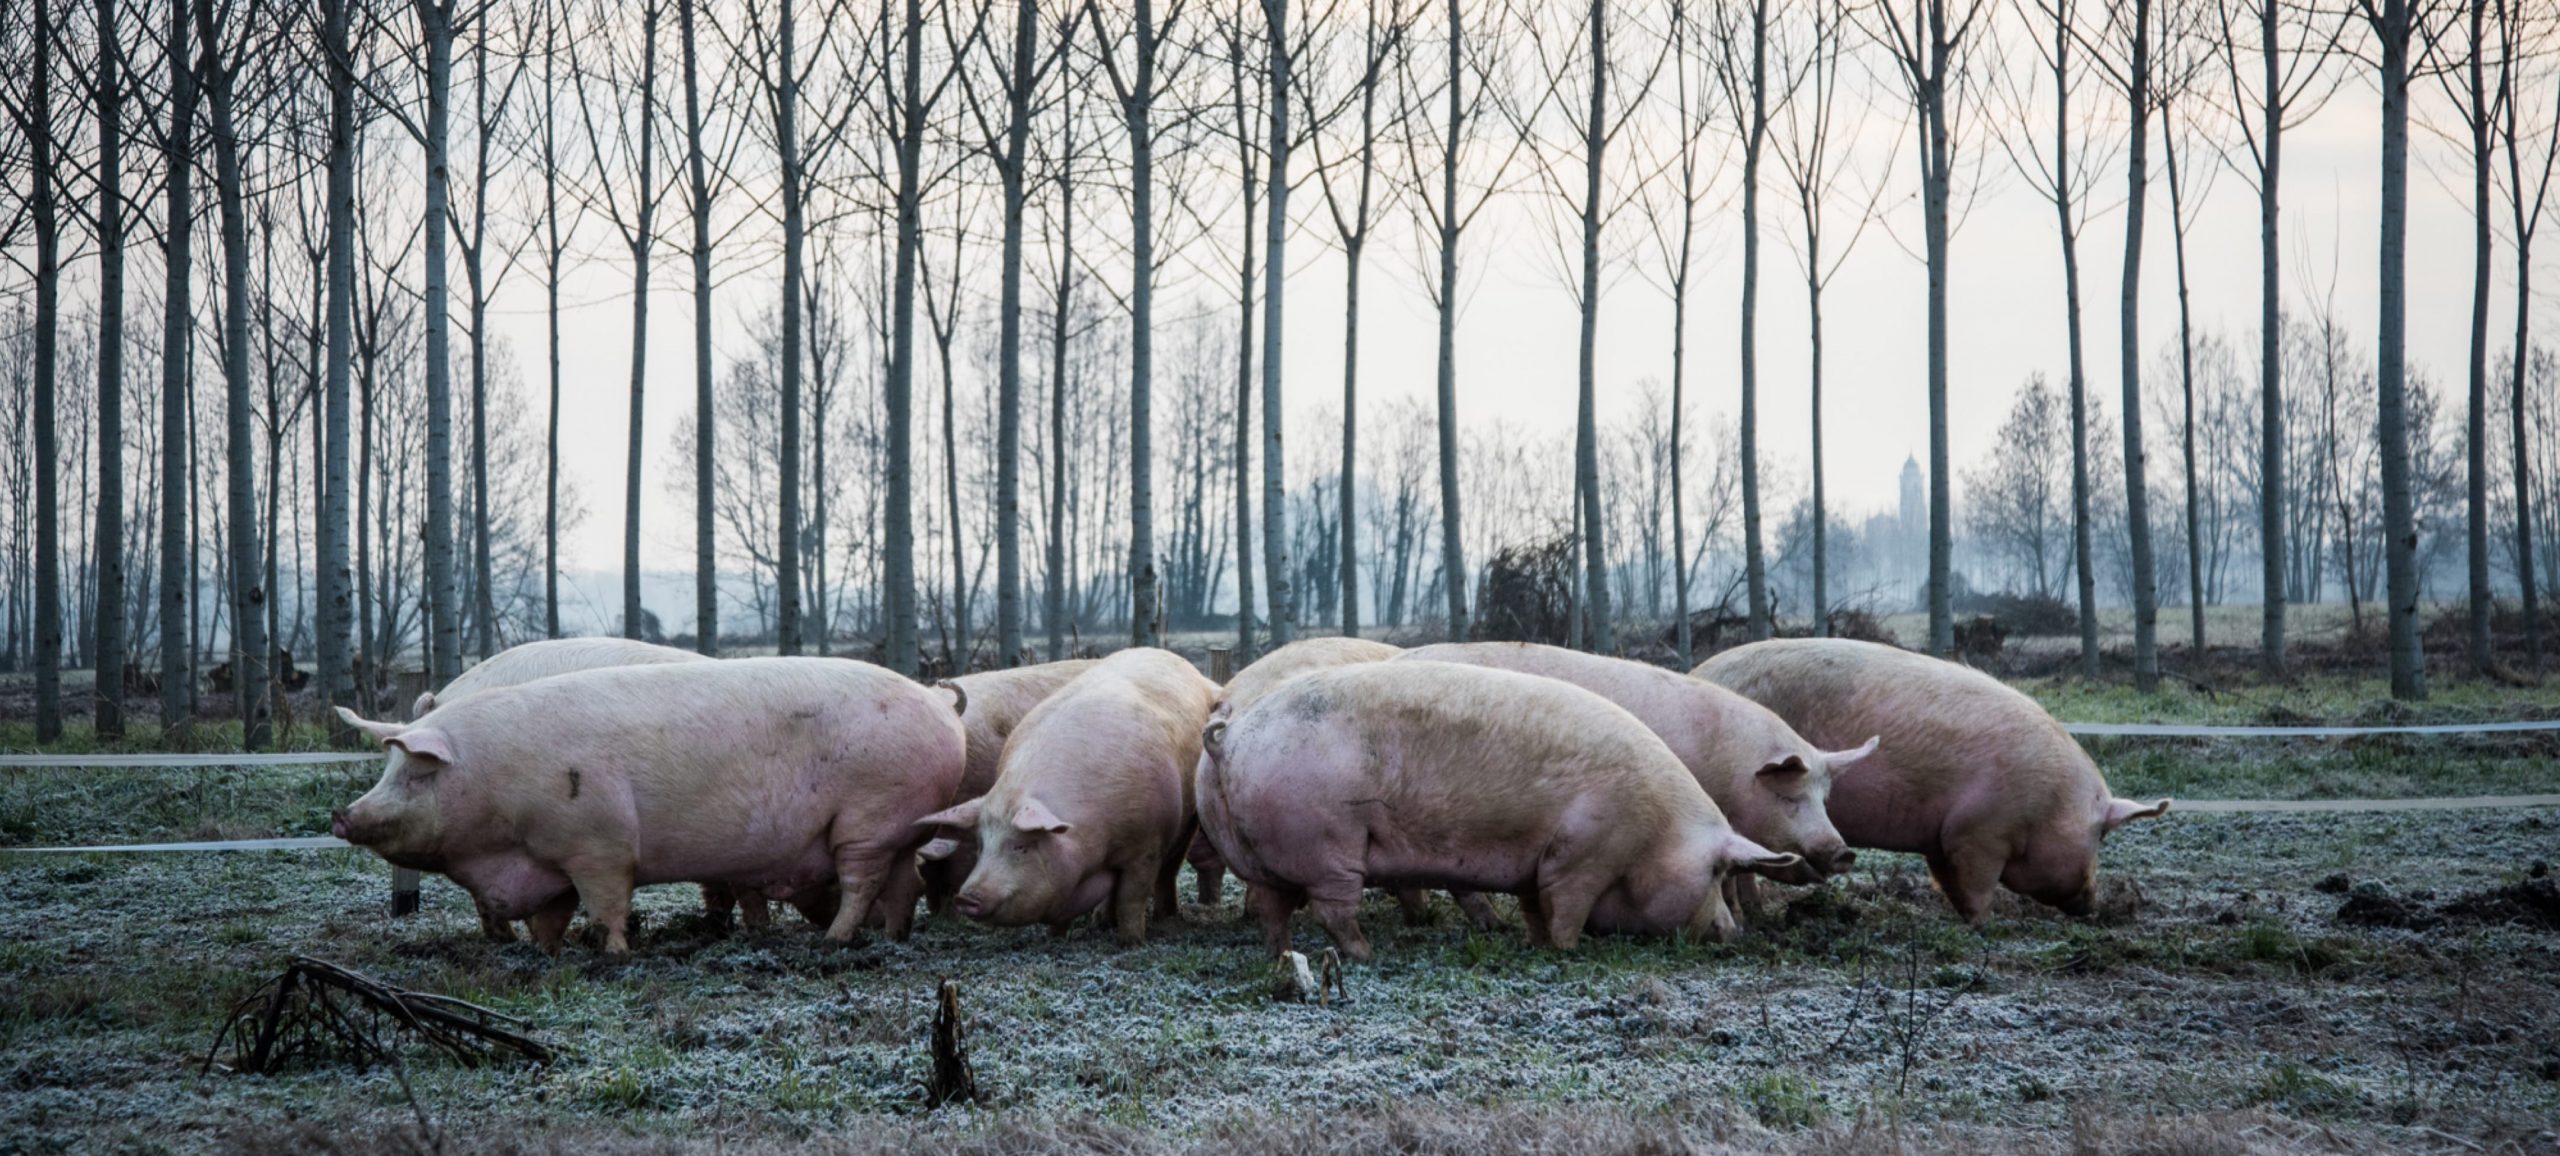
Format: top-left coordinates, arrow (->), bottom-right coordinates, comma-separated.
1898,454 -> 1924,535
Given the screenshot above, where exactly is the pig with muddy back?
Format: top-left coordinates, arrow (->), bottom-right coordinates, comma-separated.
1197,662 -> 1802,960
914,648 -> 1218,945
1695,638 -> 2169,922
331,657 -> 965,953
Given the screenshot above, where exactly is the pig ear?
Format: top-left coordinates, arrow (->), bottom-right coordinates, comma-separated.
1755,754 -> 1812,782
411,691 -> 439,719
334,706 -> 406,746
388,726 -> 455,767
913,799 -> 984,833
2102,797 -> 2171,832
917,837 -> 961,862
1721,833 -> 1804,878
1010,797 -> 1072,835
1823,736 -> 1882,772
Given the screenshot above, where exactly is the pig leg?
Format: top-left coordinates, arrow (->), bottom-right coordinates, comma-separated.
1305,875 -> 1373,963
566,863 -> 637,954
1246,883 -> 1303,957
1187,834 -> 1226,907
1154,844 -> 1190,922
1113,854 -> 1161,946
1392,887 -> 1437,925
1515,889 -> 1552,948
875,862 -> 925,941
822,846 -> 896,943
1924,845 -> 2004,926
699,883 -> 737,932
1533,877 -> 1604,952
471,896 -> 519,943
1455,891 -> 1504,931
526,892 -> 579,956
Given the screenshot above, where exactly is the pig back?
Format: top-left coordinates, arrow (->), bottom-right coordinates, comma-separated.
1220,637 -> 1400,715
990,649 -> 1217,842
430,637 -> 712,715
946,659 -> 1099,801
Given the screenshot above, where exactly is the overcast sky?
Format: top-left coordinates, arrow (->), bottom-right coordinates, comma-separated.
473,66 -> 2541,577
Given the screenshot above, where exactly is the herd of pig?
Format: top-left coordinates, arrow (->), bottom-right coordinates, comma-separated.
328,635 -> 2171,960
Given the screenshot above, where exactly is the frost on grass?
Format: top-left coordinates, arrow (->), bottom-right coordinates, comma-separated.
1,806 -> 2557,1153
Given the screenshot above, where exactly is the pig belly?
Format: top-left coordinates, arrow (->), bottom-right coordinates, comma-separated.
1051,870 -> 1118,923
1360,828 -> 1546,895
1819,756 -> 1948,854
1586,884 -> 1696,936
454,856 -> 575,919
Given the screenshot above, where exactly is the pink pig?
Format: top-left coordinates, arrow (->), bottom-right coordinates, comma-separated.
331,657 -> 963,954
919,659 -> 1099,911
1695,638 -> 2169,922
914,648 -> 1218,945
1197,661 -> 1800,960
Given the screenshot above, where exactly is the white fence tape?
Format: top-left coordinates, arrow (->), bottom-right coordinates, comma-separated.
2063,719 -> 2560,738
5,836 -> 352,853
0,752 -> 379,769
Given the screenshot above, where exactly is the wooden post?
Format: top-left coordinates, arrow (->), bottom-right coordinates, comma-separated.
1208,646 -> 1234,685
390,868 -> 421,916
392,669 -> 430,720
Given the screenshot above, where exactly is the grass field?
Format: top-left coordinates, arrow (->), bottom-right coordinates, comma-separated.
3,653 -> 2557,1153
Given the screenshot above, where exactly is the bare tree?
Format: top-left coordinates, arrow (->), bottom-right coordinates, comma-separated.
683,0 -> 720,654
2349,0 -> 2455,700
1396,0 -> 1526,639
1090,0 -> 1187,647
1644,0 -> 1717,662
199,0 -> 271,744
89,0 -> 132,736
566,0 -> 665,645
1713,0 -> 1780,640
1998,0 -> 2112,674
2212,0 -> 2338,673
2496,0 -> 2558,668
1860,0 -> 1993,656
5,0 -> 67,740
160,0 -> 202,725
1773,0 -> 1886,640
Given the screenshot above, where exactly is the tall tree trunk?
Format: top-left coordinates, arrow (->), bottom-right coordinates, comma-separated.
159,0 -> 197,725
994,0 -> 1033,665
2462,0 -> 2493,672
621,2 -> 661,643
2373,0 -> 2425,699
2508,0 -> 2545,668
2167,102 -> 2204,657
418,0 -> 461,684
1261,0 -> 1296,648
1047,162 -> 1075,661
2118,0 -> 2159,691
771,0 -> 801,657
2047,4 -> 2100,676
2255,0 -> 2286,674
1737,0 -> 1768,641
318,0 -> 354,736
1433,0 -> 1468,639
202,0 -> 270,746
29,0 -> 63,742
93,0 -> 128,738
683,0 -> 721,656
1576,0 -> 1615,652
1922,8 -> 1953,658
1338,19 -> 1378,641
468,17 -> 495,661
884,0 -> 924,674
542,8 -> 562,640
1125,0 -> 1162,648
1232,40 -> 1259,660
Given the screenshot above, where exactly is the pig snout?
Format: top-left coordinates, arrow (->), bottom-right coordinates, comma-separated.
1807,844 -> 1857,877
952,890 -> 991,919
329,806 -> 352,841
